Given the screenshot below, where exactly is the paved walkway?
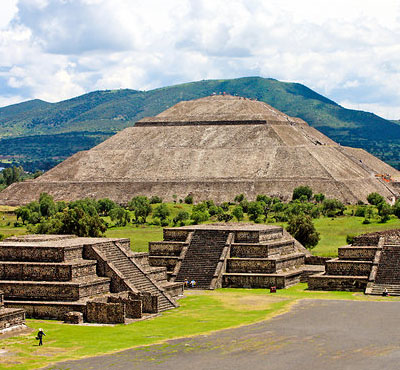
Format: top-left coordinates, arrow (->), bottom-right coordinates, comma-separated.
47,299 -> 400,370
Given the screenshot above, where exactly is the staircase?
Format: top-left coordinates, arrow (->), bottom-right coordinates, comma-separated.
96,241 -> 176,311
175,230 -> 229,289
370,241 -> 400,296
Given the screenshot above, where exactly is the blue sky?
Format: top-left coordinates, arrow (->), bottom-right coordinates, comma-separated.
1,0 -> 400,119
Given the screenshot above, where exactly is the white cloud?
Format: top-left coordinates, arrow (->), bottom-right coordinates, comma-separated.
1,0 -> 400,118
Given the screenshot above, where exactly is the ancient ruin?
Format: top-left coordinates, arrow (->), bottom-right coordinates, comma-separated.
0,290 -> 25,334
147,224 -> 310,290
0,235 -> 182,323
0,95 -> 399,205
308,229 -> 400,295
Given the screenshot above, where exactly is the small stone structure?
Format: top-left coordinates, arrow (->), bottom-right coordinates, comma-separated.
0,290 -> 25,333
148,224 -> 309,290
308,229 -> 400,295
0,235 -> 182,323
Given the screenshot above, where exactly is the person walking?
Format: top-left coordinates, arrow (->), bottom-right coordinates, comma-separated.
37,328 -> 46,346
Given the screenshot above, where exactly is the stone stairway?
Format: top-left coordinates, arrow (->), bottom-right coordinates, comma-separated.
96,241 -> 176,311
175,230 -> 229,289
369,241 -> 400,296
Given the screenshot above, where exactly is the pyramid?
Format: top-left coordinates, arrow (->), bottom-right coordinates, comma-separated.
0,95 -> 399,205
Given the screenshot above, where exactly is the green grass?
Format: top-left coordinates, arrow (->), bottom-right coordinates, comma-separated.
105,225 -> 163,252
1,285 -> 399,369
311,216 -> 400,256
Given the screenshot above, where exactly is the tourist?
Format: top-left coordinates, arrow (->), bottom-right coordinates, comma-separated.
383,288 -> 389,297
36,328 -> 46,346
190,279 -> 196,288
184,278 -> 189,288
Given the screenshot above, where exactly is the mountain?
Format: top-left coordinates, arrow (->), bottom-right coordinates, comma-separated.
0,77 -> 399,171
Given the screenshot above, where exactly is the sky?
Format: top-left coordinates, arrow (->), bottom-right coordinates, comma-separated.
1,0 -> 400,119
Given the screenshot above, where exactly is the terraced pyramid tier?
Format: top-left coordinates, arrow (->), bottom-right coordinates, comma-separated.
148,223 -> 309,290
0,95 -> 398,205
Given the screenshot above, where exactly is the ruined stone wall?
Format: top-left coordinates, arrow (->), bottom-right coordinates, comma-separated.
0,261 -> 96,281
325,260 -> 372,276
0,309 -> 25,330
338,247 -> 378,261
0,245 -> 82,262
308,274 -> 367,291
86,301 -> 125,324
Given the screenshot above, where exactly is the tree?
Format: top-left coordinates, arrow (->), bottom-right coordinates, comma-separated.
39,193 -> 56,218
314,193 -> 325,203
15,207 -> 31,225
234,194 -> 245,203
378,202 -> 392,223
247,201 -> 264,222
394,199 -> 400,218
173,210 -> 189,226
2,166 -> 23,186
232,205 -> 244,221
184,194 -> 193,204
287,214 -> 320,250
109,207 -> 130,226
153,204 -> 170,223
321,198 -> 345,217
367,192 -> 385,206
150,196 -> 163,204
191,210 -> 209,224
128,196 -> 152,224
97,198 -> 117,216
292,186 -> 313,201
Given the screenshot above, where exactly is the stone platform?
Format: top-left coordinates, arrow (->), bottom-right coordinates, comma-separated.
0,291 -> 25,334
308,229 -> 400,295
0,235 -> 182,323
148,224 -> 309,290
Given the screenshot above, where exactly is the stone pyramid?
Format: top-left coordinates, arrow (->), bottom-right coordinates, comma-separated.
0,95 -> 399,205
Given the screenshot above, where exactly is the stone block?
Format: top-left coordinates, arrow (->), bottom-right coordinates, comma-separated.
64,311 -> 83,324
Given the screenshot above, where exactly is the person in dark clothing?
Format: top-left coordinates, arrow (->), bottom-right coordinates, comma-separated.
37,328 -> 45,346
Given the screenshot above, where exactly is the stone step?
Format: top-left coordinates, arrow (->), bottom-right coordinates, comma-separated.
0,259 -> 98,282
0,276 -> 111,302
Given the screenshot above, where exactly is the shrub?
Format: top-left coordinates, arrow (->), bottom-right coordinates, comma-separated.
286,214 -> 320,250
232,206 -> 244,221
184,194 -> 193,204
191,210 -> 209,224
234,194 -> 245,203
292,186 -> 313,201
346,234 -> 356,244
367,192 -> 385,206
150,196 -> 163,204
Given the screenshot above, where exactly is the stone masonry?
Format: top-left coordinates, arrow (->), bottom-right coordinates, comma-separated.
308,229 -> 400,295
148,224 -> 309,290
0,235 -> 182,323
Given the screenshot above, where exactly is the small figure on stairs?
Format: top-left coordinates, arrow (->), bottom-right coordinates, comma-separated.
184,278 -> 189,288
190,279 -> 196,288
383,288 -> 389,297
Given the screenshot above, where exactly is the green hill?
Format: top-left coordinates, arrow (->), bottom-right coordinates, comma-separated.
0,76 -> 399,171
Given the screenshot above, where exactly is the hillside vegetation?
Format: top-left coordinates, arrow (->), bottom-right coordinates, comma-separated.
0,77 -> 399,171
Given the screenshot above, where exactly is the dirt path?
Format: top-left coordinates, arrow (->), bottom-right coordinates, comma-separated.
46,299 -> 400,370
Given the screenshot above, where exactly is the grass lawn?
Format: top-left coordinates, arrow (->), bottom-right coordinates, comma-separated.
0,284 -> 399,370
311,216 -> 400,256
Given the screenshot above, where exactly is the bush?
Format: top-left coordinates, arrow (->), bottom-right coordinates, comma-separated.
367,192 -> 385,206
346,234 -> 356,244
191,210 -> 209,224
184,194 -> 193,204
234,194 -> 245,203
292,186 -> 313,201
232,206 -> 244,221
286,214 -> 320,250
150,196 -> 163,204
314,193 -> 325,203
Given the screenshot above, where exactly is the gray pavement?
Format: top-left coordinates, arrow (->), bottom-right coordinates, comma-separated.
46,299 -> 400,370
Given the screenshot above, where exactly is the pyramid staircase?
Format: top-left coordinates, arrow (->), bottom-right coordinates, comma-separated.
148,224 -> 307,290
368,240 -> 400,296
309,230 -> 400,295
175,230 -> 230,289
